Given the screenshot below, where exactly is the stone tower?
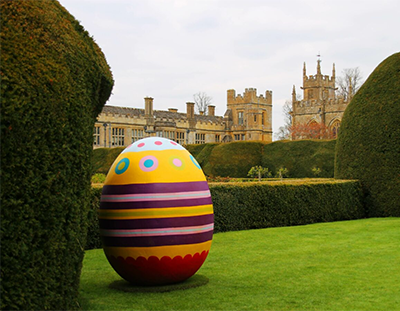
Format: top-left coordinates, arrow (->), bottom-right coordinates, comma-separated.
291,60 -> 351,139
224,88 -> 272,142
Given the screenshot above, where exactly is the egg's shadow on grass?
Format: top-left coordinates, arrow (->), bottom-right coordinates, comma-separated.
109,274 -> 209,293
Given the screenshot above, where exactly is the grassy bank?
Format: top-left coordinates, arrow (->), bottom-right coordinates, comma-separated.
79,218 -> 400,310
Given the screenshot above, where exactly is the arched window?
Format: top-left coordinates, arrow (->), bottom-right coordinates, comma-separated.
330,120 -> 341,138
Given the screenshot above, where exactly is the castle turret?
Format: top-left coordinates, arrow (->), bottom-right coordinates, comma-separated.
292,85 -> 297,103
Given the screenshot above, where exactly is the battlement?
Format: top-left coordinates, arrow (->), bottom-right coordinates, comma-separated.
304,74 -> 334,83
227,88 -> 272,105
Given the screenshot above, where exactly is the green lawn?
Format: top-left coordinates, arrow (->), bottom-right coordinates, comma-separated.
79,218 -> 400,310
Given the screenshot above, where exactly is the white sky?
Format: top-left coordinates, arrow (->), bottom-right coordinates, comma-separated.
60,0 -> 399,139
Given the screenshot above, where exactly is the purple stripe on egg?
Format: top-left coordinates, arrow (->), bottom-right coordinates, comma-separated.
101,181 -> 209,195
101,231 -> 213,247
100,190 -> 211,202
99,196 -> 212,210
99,214 -> 214,230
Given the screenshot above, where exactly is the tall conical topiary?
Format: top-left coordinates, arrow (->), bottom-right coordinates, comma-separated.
335,52 -> 400,217
0,1 -> 113,310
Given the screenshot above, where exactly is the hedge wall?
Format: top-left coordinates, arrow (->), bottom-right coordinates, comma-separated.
0,1 -> 113,310
86,180 -> 365,250
335,52 -> 400,217
210,180 -> 365,232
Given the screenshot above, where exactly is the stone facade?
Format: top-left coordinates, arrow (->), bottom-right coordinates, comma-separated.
94,88 -> 273,148
226,88 -> 272,142
291,60 -> 352,138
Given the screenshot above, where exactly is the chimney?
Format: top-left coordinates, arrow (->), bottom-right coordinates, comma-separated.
168,108 -> 178,113
186,102 -> 195,119
144,97 -> 153,116
208,105 -> 215,116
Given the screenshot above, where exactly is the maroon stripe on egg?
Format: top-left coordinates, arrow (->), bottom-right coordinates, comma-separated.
102,181 -> 209,195
99,196 -> 212,210
101,231 -> 213,247
99,214 -> 214,230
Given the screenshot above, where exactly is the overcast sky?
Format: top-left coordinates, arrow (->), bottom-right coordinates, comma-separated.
60,0 -> 399,139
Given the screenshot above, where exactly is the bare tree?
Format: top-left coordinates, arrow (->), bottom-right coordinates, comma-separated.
283,100 -> 293,126
336,67 -> 363,99
275,100 -> 293,140
274,125 -> 291,141
193,92 -> 212,114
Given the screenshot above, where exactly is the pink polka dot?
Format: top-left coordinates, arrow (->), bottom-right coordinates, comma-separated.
170,141 -> 177,145
172,158 -> 182,167
155,141 -> 162,146
138,143 -> 145,148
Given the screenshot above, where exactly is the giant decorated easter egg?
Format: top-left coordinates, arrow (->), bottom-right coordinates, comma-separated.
99,137 -> 213,285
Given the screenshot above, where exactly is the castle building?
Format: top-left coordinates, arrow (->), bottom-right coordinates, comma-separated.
291,60 -> 352,139
93,88 -> 273,148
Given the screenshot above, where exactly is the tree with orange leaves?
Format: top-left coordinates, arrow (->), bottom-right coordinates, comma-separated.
290,122 -> 335,140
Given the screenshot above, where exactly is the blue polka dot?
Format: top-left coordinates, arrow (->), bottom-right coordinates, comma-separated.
144,159 -> 154,168
190,155 -> 201,169
115,158 -> 130,175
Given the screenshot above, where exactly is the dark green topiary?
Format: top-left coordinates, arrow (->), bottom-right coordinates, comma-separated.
207,141 -> 264,177
262,139 -> 336,178
0,1 -> 113,310
335,52 -> 400,217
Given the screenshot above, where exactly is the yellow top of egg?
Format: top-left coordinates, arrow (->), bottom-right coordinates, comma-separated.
104,137 -> 205,185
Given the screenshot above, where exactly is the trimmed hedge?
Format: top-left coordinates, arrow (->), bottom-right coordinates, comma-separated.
335,52 -> 400,217
86,179 -> 365,249
0,1 -> 113,310
210,180 -> 365,232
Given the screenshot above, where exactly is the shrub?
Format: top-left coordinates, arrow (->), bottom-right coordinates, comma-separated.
275,167 -> 289,179
247,166 -> 272,181
0,1 -> 113,310
335,53 -> 400,217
